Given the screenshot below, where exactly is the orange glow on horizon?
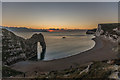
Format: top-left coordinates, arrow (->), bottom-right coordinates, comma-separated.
2,24 -> 97,30
48,30 -> 54,32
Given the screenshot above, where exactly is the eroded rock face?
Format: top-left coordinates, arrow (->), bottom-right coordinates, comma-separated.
26,33 -> 46,60
2,29 -> 46,65
2,29 -> 26,65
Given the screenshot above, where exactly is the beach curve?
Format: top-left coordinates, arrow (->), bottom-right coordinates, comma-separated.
11,36 -> 117,73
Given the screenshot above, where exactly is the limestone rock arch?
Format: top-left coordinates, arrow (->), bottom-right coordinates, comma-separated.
26,33 -> 46,60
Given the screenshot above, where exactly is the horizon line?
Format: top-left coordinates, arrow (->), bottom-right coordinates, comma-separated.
1,26 -> 97,30
1,25 -> 97,30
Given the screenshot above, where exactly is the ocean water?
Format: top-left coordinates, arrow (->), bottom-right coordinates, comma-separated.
13,31 -> 95,60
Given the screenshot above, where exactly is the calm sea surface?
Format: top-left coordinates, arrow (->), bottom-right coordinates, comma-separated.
13,31 -> 95,60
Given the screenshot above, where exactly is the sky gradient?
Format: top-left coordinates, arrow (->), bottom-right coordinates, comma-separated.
2,2 -> 118,29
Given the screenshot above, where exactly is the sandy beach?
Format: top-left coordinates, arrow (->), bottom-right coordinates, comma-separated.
11,36 -> 118,73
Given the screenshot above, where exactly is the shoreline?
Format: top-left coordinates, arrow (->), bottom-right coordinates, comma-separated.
43,36 -> 96,61
11,36 -> 118,73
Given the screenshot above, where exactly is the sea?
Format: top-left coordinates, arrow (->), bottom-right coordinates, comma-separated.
13,30 -> 95,61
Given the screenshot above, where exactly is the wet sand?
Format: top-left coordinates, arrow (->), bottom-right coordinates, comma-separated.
11,36 -> 117,73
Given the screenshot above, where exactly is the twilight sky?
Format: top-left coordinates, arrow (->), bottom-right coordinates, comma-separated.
2,2 -> 118,29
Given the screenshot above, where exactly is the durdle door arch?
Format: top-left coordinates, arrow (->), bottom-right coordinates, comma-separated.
26,33 -> 46,60
2,29 -> 46,66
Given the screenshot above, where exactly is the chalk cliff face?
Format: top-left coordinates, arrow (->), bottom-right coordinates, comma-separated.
95,24 -> 120,40
2,29 -> 46,65
95,25 -> 104,36
95,23 -> 119,36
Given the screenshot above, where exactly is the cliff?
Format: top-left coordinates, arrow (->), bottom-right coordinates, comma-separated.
95,23 -> 120,39
98,23 -> 119,33
96,23 -> 120,36
2,29 -> 46,65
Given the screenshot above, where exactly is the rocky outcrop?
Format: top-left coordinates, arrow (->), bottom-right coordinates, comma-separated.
95,23 -> 119,36
2,29 -> 46,65
86,29 -> 96,34
95,25 -> 104,36
2,29 -> 26,65
25,33 -> 46,60
95,23 -> 120,57
95,23 -> 120,41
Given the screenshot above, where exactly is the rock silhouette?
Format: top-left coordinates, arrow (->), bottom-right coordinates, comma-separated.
26,33 -> 46,60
